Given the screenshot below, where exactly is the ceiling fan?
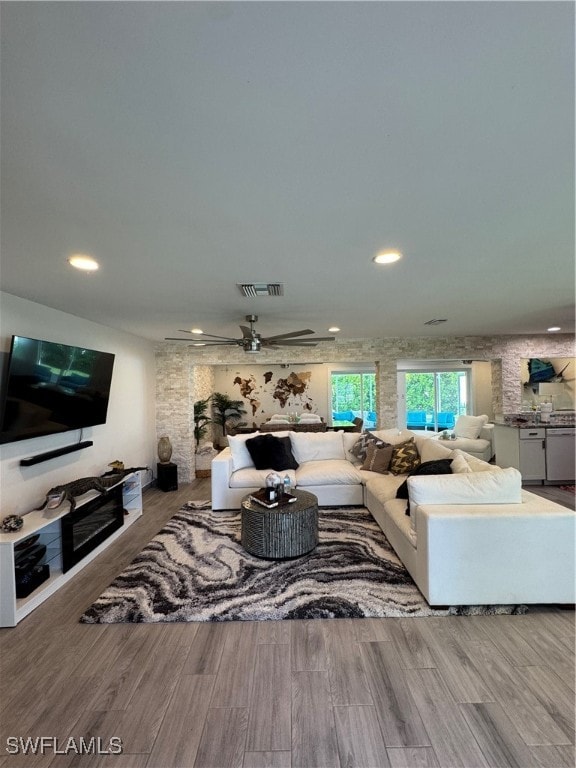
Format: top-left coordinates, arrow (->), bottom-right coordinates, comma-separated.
166,315 -> 336,353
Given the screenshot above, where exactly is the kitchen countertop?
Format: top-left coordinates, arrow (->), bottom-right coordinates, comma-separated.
495,418 -> 576,429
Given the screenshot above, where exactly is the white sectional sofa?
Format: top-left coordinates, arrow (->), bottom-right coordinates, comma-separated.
212,430 -> 366,509
428,414 -> 495,461
211,428 -> 575,606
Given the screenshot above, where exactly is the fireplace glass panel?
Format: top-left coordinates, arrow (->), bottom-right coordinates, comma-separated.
61,486 -> 124,572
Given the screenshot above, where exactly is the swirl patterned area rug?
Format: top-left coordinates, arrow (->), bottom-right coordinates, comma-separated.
80,505 -> 525,623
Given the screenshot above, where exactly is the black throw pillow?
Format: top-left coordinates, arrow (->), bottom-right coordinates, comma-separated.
246,434 -> 299,471
396,458 -> 454,502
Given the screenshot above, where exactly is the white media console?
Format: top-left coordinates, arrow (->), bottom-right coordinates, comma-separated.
0,472 -> 142,627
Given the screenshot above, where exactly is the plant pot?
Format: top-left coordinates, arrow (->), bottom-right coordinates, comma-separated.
196,442 -> 217,478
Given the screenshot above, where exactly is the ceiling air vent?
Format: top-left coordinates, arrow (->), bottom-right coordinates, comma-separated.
424,318 -> 448,326
237,283 -> 284,297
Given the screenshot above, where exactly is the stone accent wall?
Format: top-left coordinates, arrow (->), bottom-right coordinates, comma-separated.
155,334 -> 575,481
155,347 -> 195,482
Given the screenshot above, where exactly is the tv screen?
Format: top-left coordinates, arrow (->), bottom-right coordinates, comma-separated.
0,336 -> 115,444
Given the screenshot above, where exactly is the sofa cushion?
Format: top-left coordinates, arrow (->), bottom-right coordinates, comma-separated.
454,414 -> 489,439
370,428 -> 415,446
396,458 -> 454,500
361,443 -> 394,473
408,467 -> 522,507
418,437 -> 454,463
445,437 -> 491,455
289,431 -> 345,463
228,433 -> 259,471
343,432 -> 363,462
364,472 -> 408,502
383,498 -> 418,547
450,453 -> 473,473
295,459 -> 362,487
298,414 -> 322,423
229,467 -> 298,488
389,438 -> 421,475
451,449 -> 494,472
246,434 -> 299,471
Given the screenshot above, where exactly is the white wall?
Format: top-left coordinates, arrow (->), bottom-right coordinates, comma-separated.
471,361 -> 493,419
0,293 -> 157,516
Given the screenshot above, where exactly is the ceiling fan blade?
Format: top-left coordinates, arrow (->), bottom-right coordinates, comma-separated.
239,325 -> 254,339
196,342 -> 240,347
261,329 -> 315,341
264,340 -> 319,347
178,330 -> 239,341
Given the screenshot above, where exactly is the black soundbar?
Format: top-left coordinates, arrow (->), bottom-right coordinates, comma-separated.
20,441 -> 94,466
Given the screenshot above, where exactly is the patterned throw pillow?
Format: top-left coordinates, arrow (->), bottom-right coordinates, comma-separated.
361,443 -> 394,473
351,431 -> 388,462
389,438 -> 421,475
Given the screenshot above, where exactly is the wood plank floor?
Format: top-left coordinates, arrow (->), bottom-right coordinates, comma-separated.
0,481 -> 573,768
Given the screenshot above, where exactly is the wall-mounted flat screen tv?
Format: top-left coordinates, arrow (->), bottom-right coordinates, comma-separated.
0,336 -> 115,444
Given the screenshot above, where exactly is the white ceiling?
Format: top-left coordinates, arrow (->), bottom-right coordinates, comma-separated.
1,1 -> 574,344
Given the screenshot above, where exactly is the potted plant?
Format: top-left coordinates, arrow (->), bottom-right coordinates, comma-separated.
193,397 -> 214,449
211,392 -> 247,447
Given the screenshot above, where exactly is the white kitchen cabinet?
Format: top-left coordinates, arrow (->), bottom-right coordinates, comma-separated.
493,425 -> 546,483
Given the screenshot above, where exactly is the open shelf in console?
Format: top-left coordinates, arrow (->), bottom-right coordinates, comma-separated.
0,473 -> 142,627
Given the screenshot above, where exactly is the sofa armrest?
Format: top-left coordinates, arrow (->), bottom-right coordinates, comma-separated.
211,448 -> 234,509
414,497 -> 576,604
479,423 -> 494,441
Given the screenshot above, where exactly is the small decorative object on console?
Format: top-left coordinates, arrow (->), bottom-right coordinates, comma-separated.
1,514 -> 24,533
35,468 -> 148,513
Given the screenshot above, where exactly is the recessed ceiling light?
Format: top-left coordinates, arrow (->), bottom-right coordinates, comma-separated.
328,327 -> 340,333
191,328 -> 203,335
68,254 -> 99,271
373,251 -> 402,265
547,326 -> 561,332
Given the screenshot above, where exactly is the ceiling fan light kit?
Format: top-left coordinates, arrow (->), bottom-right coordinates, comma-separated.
166,315 -> 335,353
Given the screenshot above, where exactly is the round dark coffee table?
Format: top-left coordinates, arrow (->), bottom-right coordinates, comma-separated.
241,489 -> 319,559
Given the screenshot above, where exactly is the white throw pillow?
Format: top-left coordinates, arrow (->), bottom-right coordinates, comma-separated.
451,449 -> 493,472
408,467 -> 522,506
419,438 -> 454,463
298,414 -> 322,423
289,431 -> 345,463
342,432 -> 362,462
454,414 -> 489,439
227,433 -> 258,471
450,454 -> 472,473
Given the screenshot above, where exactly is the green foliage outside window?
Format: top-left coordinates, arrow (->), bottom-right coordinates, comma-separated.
405,371 -> 466,416
331,373 -> 376,414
